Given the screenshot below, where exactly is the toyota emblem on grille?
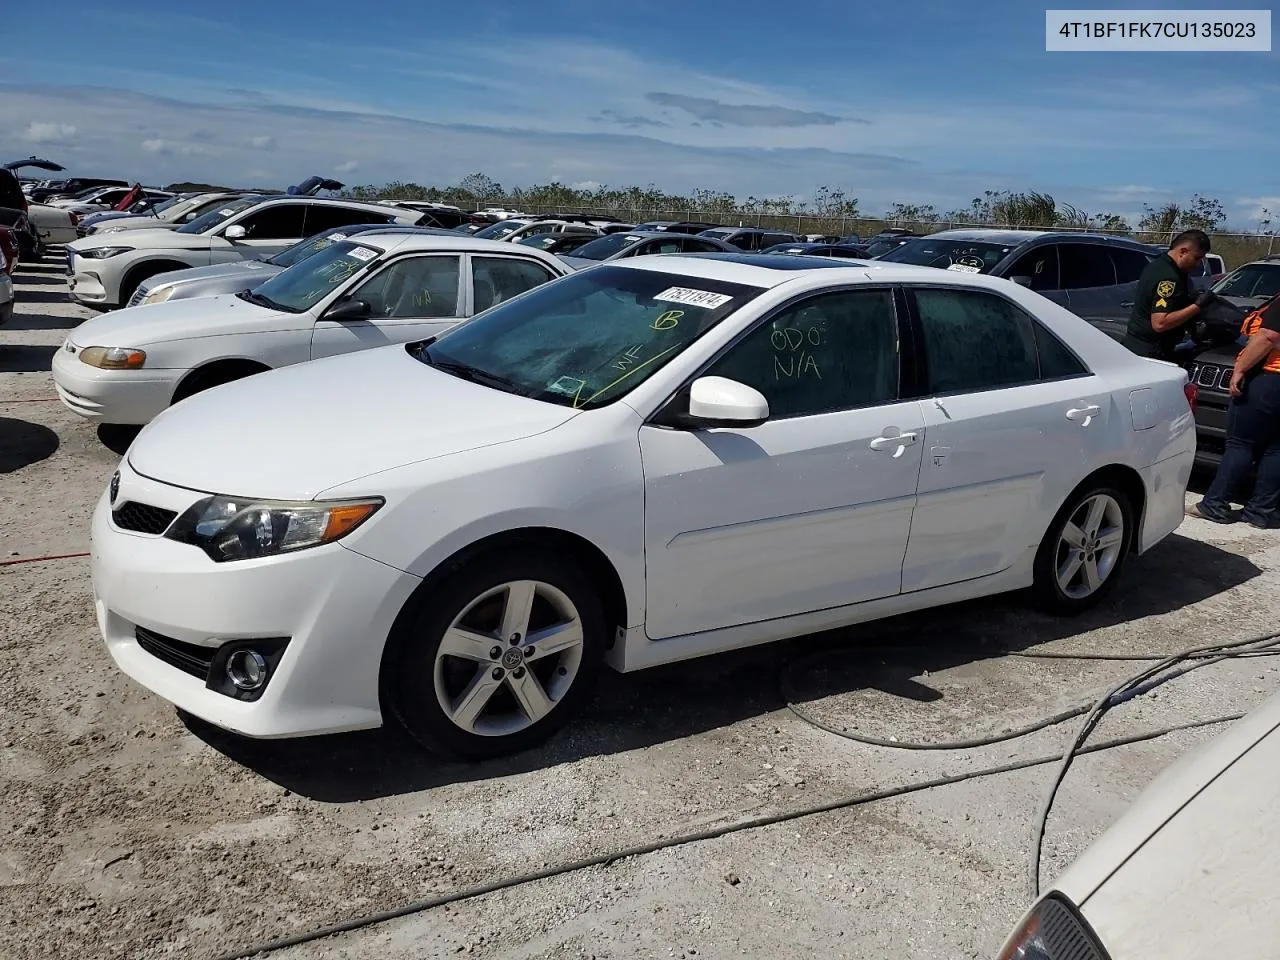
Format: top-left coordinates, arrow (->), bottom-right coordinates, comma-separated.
109,471 -> 120,505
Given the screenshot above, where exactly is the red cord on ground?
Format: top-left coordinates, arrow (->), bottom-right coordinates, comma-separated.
1,551 -> 90,567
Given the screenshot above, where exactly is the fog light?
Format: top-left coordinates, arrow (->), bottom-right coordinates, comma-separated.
226,650 -> 268,691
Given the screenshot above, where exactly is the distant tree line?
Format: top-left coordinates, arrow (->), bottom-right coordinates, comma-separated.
336,173 -> 1272,238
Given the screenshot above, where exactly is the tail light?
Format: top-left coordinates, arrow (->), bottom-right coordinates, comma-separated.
1184,381 -> 1198,414
67,211 -> 80,225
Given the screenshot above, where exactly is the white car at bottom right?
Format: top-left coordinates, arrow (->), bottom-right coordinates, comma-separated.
90,254 -> 1195,760
997,685 -> 1280,960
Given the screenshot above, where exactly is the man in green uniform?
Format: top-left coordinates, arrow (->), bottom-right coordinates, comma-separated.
1122,229 -> 1215,361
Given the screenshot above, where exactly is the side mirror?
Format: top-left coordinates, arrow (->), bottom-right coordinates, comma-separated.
224,224 -> 247,240
324,298 -> 371,322
684,376 -> 769,428
1010,275 -> 1033,287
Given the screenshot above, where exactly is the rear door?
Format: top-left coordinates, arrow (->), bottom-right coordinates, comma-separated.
468,254 -> 560,314
1059,242 -> 1129,329
899,284 -> 1111,593
311,253 -> 463,359
302,203 -> 395,235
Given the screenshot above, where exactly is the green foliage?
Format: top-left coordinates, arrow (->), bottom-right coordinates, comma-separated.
333,173 -> 1261,246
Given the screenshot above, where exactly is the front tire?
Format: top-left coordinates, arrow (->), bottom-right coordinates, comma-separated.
385,549 -> 607,759
1031,484 -> 1133,614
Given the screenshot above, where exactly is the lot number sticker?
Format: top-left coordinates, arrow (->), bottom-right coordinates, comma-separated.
347,246 -> 377,262
945,263 -> 982,273
653,287 -> 733,309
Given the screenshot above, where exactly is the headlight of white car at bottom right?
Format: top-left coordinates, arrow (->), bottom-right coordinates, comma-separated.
997,893 -> 1111,960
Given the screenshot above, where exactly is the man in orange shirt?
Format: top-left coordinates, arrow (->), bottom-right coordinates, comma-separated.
1189,292 -> 1280,526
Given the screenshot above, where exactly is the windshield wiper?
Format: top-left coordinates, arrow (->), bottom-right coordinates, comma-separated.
423,351 -> 532,396
236,288 -> 293,312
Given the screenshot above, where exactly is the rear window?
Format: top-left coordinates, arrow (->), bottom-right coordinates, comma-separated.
0,171 -> 25,210
1214,263 -> 1280,300
876,238 -> 1014,273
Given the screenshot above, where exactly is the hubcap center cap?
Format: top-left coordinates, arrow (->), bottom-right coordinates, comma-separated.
500,647 -> 524,670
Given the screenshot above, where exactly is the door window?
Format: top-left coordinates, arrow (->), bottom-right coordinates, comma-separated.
235,203 -> 308,240
1006,246 -> 1061,291
304,204 -> 394,234
914,288 -> 1089,393
1109,247 -> 1153,284
640,239 -> 684,255
704,289 -> 898,417
471,256 -> 556,313
1058,244 -> 1117,289
681,238 -> 728,253
349,255 -> 461,318
726,233 -> 757,250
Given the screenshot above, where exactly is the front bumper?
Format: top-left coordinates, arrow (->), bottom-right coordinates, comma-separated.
51,344 -> 178,424
91,461 -> 422,738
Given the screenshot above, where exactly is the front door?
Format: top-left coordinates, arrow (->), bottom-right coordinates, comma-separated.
639,287 -> 926,639
220,202 -> 309,261
311,254 -> 463,359
899,285 -> 1111,593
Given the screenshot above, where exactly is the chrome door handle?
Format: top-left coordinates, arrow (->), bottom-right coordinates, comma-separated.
1120,301 -> 1134,308
1066,405 -> 1100,426
870,431 -> 918,457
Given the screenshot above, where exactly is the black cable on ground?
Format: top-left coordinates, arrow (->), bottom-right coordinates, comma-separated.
778,630 -> 1280,900
212,712 -> 1241,960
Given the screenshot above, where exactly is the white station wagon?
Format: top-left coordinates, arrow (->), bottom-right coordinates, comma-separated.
90,254 -> 1196,759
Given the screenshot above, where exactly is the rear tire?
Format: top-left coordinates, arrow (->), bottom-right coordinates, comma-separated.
384,548 -> 606,760
1031,484 -> 1134,615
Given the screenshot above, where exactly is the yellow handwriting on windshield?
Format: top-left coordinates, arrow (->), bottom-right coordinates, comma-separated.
578,345 -> 679,407
651,310 -> 683,330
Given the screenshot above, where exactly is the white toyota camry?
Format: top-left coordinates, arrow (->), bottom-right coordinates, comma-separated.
90,254 -> 1196,759
52,233 -> 569,424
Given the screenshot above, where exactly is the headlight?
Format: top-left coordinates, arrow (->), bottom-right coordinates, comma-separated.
142,285 -> 175,305
78,346 -> 147,369
997,893 -> 1110,960
165,495 -> 383,562
77,246 -> 134,259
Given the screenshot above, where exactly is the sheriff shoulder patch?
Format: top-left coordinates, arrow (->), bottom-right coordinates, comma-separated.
1156,280 -> 1176,298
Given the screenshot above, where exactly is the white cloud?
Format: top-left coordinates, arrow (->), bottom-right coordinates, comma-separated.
335,160 -> 359,173
141,138 -> 210,156
250,135 -> 275,150
571,180 -> 602,191
22,121 -> 77,143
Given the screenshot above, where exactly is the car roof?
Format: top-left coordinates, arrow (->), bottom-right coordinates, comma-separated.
337,231 -> 567,257
607,252 -> 935,286
923,228 -> 1155,250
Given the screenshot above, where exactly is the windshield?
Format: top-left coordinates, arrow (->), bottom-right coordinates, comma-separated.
1214,263 -> 1280,300
176,197 -> 260,234
268,228 -> 367,268
864,239 -> 907,258
566,233 -> 644,261
472,221 -> 529,241
247,240 -> 381,312
875,238 -> 1014,273
418,265 -> 764,408
517,234 -> 564,250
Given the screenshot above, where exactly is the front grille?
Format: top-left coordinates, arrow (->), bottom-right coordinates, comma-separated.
1197,364 -> 1220,387
111,501 -> 178,534
126,286 -> 147,308
135,626 -> 215,681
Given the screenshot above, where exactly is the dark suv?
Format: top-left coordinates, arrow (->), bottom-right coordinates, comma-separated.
1181,261 -> 1280,467
696,226 -> 801,251
875,229 -> 1160,339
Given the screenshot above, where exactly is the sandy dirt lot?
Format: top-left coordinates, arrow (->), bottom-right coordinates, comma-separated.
2,254 -> 1278,960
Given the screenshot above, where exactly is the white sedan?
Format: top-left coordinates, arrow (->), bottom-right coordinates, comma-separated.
53,233 -> 568,424
90,255 -> 1195,759
996,684 -> 1280,959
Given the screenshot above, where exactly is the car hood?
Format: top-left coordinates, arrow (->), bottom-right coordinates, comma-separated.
94,216 -> 181,233
126,346 -> 579,500
69,228 -> 212,252
1051,689 -> 1280,957
145,260 -> 278,287
67,294 -> 290,347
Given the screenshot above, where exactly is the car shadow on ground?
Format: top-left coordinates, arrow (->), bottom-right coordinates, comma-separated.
96,425 -> 141,455
187,530 -> 1264,802
5,311 -> 82,331
13,272 -> 67,286
13,290 -> 74,304
0,345 -> 57,373
0,417 -> 59,472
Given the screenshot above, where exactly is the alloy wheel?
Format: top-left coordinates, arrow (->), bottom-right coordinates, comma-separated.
1054,494 -> 1125,600
433,579 -> 585,737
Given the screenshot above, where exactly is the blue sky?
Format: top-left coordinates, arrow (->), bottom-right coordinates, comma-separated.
1,0 -> 1276,226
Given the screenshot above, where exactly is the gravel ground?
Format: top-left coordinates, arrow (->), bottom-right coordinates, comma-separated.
3,255 -> 1279,960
